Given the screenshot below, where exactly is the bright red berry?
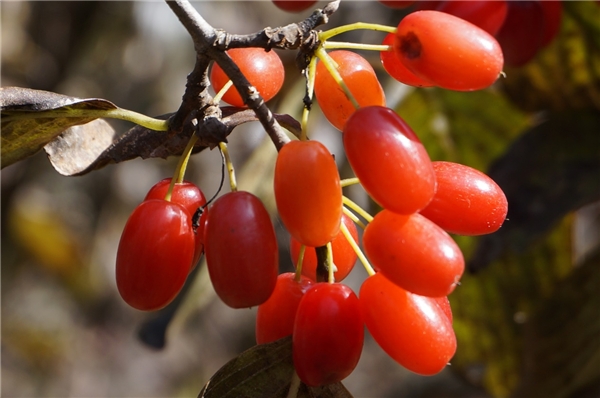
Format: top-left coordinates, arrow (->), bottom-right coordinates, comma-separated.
274,140 -> 343,248
314,50 -> 386,131
395,10 -> 504,90
360,273 -> 456,375
435,1 -> 508,36
210,47 -> 285,107
381,33 -> 434,88
343,106 -> 436,215
255,272 -> 313,345
272,0 -> 317,12
204,191 -> 278,308
419,161 -> 508,236
363,210 -> 464,297
116,200 -> 195,311
293,283 -> 364,386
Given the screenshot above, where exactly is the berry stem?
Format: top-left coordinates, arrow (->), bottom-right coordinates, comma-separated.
327,242 -> 335,283
319,22 -> 396,41
300,56 -> 318,141
213,80 -> 234,104
341,177 -> 360,188
218,142 -> 237,192
294,245 -> 306,282
343,206 -> 366,230
343,196 -> 374,223
323,42 -> 391,52
315,47 -> 360,110
286,370 -> 301,398
165,134 -> 199,201
340,220 -> 375,277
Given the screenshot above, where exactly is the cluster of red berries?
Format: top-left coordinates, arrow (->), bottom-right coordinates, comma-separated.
115,3 -> 510,389
380,0 -> 563,68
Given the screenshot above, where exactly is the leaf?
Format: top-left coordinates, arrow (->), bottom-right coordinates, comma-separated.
1,87 -> 118,168
44,119 -> 117,176
468,109 -> 600,271
198,337 -> 353,398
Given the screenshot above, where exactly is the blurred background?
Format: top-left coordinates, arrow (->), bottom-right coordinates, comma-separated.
2,1 -> 599,397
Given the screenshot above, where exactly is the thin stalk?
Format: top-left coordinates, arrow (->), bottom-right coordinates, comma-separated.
343,206 -> 366,230
327,242 -> 335,283
315,47 -> 360,110
341,177 -> 360,188
319,22 -> 396,41
340,221 -> 375,276
213,80 -> 234,104
343,195 -> 374,223
219,142 -> 237,192
300,55 -> 318,141
165,134 -> 199,201
294,245 -> 306,282
323,42 -> 391,52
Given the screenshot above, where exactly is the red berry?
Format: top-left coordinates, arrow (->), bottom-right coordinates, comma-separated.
495,1 -> 544,67
360,273 -> 456,375
274,140 -> 343,248
204,191 -> 278,308
293,283 -> 364,386
435,1 -> 508,36
380,33 -> 434,88
377,0 -> 416,9
343,106 -> 436,215
255,272 -> 313,345
540,0 -> 563,47
116,200 -> 195,311
272,0 -> 317,12
144,178 -> 207,268
290,212 -> 358,282
395,10 -> 504,91
210,47 -> 285,107
419,161 -> 508,236
434,296 -> 453,324
363,210 -> 464,297
314,50 -> 386,131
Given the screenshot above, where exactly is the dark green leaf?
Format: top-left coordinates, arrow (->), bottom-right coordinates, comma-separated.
1,87 -> 117,168
469,109 -> 600,271
198,337 -> 353,398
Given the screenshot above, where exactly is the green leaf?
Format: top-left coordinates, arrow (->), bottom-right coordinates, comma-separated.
198,337 -> 353,398
1,87 -> 118,168
469,109 -> 600,271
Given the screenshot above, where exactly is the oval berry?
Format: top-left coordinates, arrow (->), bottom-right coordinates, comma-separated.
293,283 -> 364,386
210,47 -> 285,107
116,200 -> 195,311
419,161 -> 508,235
495,1 -> 544,67
314,50 -> 386,131
204,191 -> 278,308
144,178 -> 207,268
381,33 -> 434,87
255,272 -> 313,345
343,106 -> 436,215
360,273 -> 456,375
395,10 -> 504,91
363,210 -> 464,297
290,212 -> 358,282
274,140 -> 342,247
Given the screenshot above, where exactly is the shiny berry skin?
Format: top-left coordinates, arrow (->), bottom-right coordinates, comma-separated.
293,283 -> 364,387
495,1 -> 544,67
272,0 -> 317,12
343,106 -> 436,215
274,140 -> 342,248
210,47 -> 285,107
395,10 -> 504,91
144,178 -> 207,268
116,200 -> 195,311
360,273 -> 456,375
314,50 -> 386,131
290,212 -> 358,282
363,210 -> 464,297
255,272 -> 313,345
381,33 -> 434,88
419,161 -> 508,236
204,191 -> 278,308
434,296 -> 453,323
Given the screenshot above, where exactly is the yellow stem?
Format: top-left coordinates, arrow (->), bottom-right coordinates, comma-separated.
315,47 -> 360,110
327,242 -> 335,283
213,80 -> 234,104
343,196 -> 374,223
165,134 -> 199,201
341,177 -> 360,188
295,245 -> 306,282
319,22 -> 396,41
300,56 -> 318,141
340,221 -> 375,277
323,42 -> 391,52
219,142 -> 237,192
343,206 -> 366,230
